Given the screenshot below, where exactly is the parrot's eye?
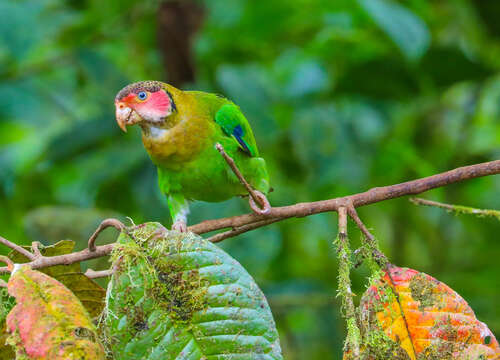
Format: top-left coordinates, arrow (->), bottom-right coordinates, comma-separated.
137,91 -> 148,101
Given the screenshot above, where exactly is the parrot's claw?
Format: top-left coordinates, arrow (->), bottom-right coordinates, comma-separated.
172,220 -> 188,233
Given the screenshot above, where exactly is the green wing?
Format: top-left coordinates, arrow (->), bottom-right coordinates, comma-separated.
215,103 -> 260,157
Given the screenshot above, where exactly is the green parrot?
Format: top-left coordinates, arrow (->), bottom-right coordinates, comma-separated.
114,80 -> 270,231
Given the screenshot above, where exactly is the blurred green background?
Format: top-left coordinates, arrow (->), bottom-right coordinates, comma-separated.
1,0 -> 499,358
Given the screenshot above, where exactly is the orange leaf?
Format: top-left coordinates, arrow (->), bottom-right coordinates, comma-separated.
6,265 -> 105,360
346,265 -> 499,359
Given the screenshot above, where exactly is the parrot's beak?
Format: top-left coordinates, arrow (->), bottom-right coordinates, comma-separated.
115,102 -> 142,132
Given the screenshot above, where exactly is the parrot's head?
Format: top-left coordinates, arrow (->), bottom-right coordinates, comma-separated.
114,80 -> 177,132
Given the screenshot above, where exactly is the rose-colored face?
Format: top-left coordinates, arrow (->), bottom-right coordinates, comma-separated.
114,84 -> 174,132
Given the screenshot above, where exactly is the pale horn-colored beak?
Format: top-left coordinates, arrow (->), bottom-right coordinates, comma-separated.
115,102 -> 141,132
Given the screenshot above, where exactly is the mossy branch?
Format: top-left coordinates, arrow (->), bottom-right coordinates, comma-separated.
335,207 -> 361,357
410,197 -> 500,221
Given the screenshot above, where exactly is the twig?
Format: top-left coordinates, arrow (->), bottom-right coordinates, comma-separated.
0,256 -> 14,284
85,268 -> 113,279
0,236 -> 36,261
31,242 -> 43,258
189,160 -> 500,238
0,244 -> 114,275
0,255 -> 14,272
215,143 -> 271,215
335,207 -> 360,358
347,205 -> 388,268
410,197 -> 500,220
88,218 -> 125,252
208,218 -> 282,243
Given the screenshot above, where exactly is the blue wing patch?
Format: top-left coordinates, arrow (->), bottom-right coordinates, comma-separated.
233,125 -> 251,155
214,103 -> 259,157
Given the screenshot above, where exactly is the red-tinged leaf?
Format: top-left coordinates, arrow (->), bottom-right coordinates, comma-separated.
9,240 -> 105,318
6,265 -> 105,360
345,265 -> 499,359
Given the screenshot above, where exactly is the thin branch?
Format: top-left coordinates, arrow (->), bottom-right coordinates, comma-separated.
31,242 -> 43,258
0,244 -> 114,275
208,218 -> 282,243
410,197 -> 500,220
85,268 -> 113,279
0,256 -> 13,285
189,160 -> 500,238
88,218 -> 125,252
347,205 -> 388,268
0,255 -> 14,272
0,236 -> 36,261
215,143 -> 271,215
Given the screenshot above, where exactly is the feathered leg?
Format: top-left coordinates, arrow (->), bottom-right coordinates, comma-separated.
167,193 -> 190,232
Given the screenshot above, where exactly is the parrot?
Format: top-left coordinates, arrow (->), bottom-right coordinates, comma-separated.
114,80 -> 270,232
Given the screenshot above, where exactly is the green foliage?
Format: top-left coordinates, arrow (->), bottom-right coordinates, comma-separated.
1,0 -> 499,358
358,0 -> 430,61
0,289 -> 14,326
0,291 -> 15,359
104,223 -> 282,359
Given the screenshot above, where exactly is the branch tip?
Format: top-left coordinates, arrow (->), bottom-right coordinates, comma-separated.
31,241 -> 43,258
0,235 -> 36,261
0,255 -> 14,273
410,197 -> 500,220
88,218 -> 125,252
85,268 -> 113,279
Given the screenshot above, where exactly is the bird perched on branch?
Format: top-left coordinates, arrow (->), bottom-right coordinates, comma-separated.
114,81 -> 270,231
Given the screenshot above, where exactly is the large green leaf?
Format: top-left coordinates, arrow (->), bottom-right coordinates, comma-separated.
104,223 -> 283,359
358,0 -> 430,61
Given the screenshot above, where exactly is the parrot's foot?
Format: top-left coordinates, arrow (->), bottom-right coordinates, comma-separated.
249,190 -> 271,215
172,220 -> 188,233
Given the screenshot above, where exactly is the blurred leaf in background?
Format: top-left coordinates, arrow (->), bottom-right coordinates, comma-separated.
0,0 -> 499,358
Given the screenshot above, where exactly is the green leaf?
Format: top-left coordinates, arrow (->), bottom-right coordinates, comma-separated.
358,0 -> 430,61
8,240 -> 105,318
0,288 -> 15,360
104,223 -> 283,359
